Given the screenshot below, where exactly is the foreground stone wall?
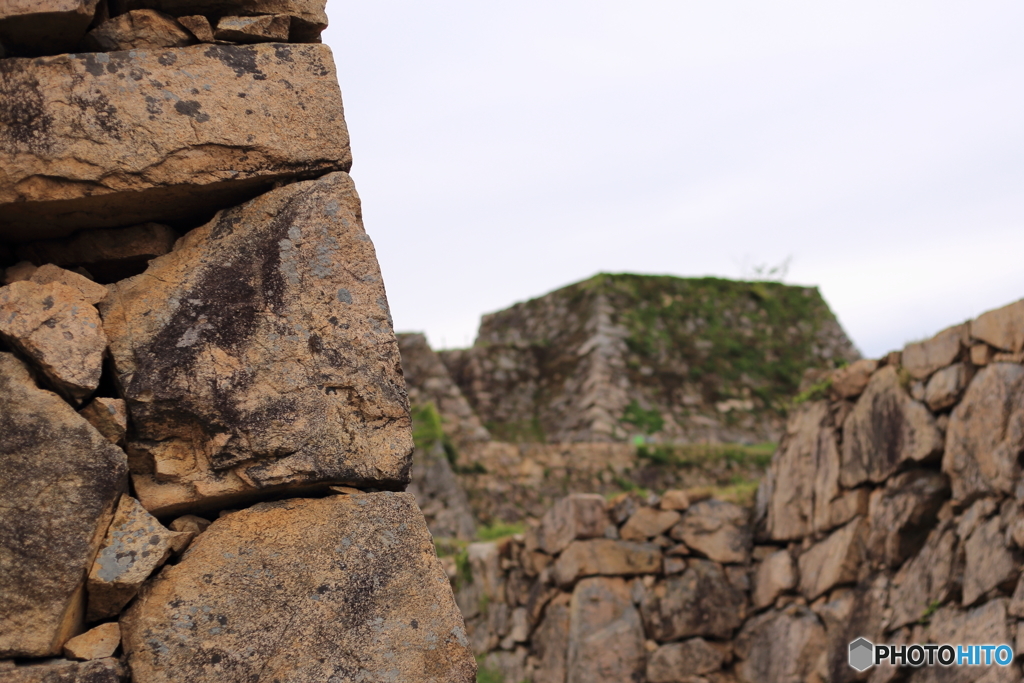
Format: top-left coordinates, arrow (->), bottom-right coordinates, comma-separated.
0,3 -> 474,681
453,297 -> 1024,683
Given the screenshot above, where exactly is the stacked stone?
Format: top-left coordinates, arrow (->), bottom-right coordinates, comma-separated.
0,4 -> 474,682
454,297 -> 1024,683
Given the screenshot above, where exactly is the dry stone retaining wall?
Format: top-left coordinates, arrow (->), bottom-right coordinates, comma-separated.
0,3 -> 474,681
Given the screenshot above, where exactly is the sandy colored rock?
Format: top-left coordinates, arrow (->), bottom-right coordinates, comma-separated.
130,0 -> 328,42
17,224 -> 180,285
887,522 -> 958,629
80,398 -> 128,445
943,363 -> 1024,501
752,549 -> 797,609
660,489 -> 691,511
121,493 -> 475,683
177,15 -> 214,42
552,539 -> 661,587
84,10 -> 193,51
168,514 -> 211,536
531,593 -> 570,683
536,494 -> 609,555
3,260 -> 37,284
866,469 -> 949,568
830,358 -> 879,399
100,173 -> 412,515
798,516 -> 867,600
620,506 -> 681,541
87,495 -> 189,621
0,0 -> 99,56
971,343 -> 996,366
640,559 -> 747,640
0,43 -> 350,241
28,265 -> 107,305
734,606 -> 826,683
972,298 -> 1024,354
63,622 -> 121,661
902,323 -> 968,380
0,280 -> 107,400
671,499 -> 751,564
0,353 -> 128,657
962,516 -> 1017,606
215,14 -> 290,42
647,638 -> 725,682
925,362 -> 969,412
566,577 -> 645,683
840,366 -> 944,487
3,657 -> 127,682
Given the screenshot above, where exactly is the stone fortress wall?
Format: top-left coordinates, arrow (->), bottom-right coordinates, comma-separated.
0,3 -> 475,681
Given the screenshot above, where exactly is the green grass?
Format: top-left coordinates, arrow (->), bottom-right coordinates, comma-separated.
636,442 -> 776,469
411,401 -> 460,465
790,376 -> 832,408
621,400 -> 665,435
708,475 -> 761,506
475,658 -> 504,683
476,521 -> 525,542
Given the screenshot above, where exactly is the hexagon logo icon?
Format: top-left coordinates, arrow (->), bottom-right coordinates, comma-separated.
849,638 -> 874,671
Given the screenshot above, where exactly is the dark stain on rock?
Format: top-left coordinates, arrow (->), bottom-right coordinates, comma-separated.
204,45 -> 267,81
174,100 -> 210,123
158,52 -> 178,67
0,62 -> 55,153
145,96 -> 163,117
273,45 -> 293,63
72,92 -> 123,139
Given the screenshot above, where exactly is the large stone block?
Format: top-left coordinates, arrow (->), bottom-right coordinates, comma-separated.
797,516 -> 867,600
551,539 -> 662,588
535,493 -> 609,555
888,521 -> 958,630
100,172 -> 412,515
865,469 -> 949,568
566,577 -> 645,683
3,657 -> 127,682
0,0 -> 100,56
0,43 -> 350,241
0,353 -> 128,657
130,0 -> 328,42
902,323 -> 968,380
962,516 -> 1017,607
734,606 -> 826,683
972,298 -> 1024,354
670,498 -> 751,564
640,559 -> 747,640
120,493 -> 476,683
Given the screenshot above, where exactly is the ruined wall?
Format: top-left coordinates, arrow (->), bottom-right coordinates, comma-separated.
0,4 -> 475,681
447,296 -> 1024,683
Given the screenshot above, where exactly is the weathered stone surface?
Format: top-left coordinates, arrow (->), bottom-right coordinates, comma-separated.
903,323 -> 968,380
0,353 -> 128,657
752,549 -> 797,609
100,173 -> 412,515
943,364 -> 1024,501
971,343 -> 996,366
840,366 -> 944,487
3,260 -> 37,284
552,539 -> 662,588
84,10 -> 193,51
866,469 -> 949,568
407,440 -> 476,540
831,358 -> 879,399
814,574 -> 890,683
80,398 -> 128,445
962,516 -> 1017,606
215,14 -> 290,42
16,224 -> 180,284
910,599 -> 1017,683
765,401 -> 843,540
63,622 -> 120,661
566,577 -> 645,683
536,494 -> 609,555
29,265 -> 107,305
87,495 -> 189,621
620,506 -> 680,541
168,514 -> 210,535
647,638 -> 725,682
121,493 -> 476,683
798,517 -> 867,599
130,0 -> 328,42
531,594 -> 570,683
671,499 -> 751,564
888,521 -> 959,630
0,0 -> 99,56
926,363 -> 970,412
3,657 -> 127,683
734,605 -> 826,683
640,559 -> 746,640
177,15 -> 214,42
0,43 -> 350,240
972,298 -> 1024,354
660,489 -> 691,511
0,280 -> 107,400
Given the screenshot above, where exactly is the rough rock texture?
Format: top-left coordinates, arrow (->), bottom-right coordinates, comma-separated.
640,559 -> 746,640
177,15 -> 214,42
63,622 -> 121,661
86,495 -> 189,621
0,279 -> 107,400
0,353 -> 128,657
962,516 -> 1017,606
407,440 -> 476,540
943,363 -> 1024,502
647,638 -> 725,682
865,469 -> 949,568
84,10 -> 193,51
797,516 -> 867,599
215,15 -> 290,42
911,599 -> 1017,683
830,358 -> 878,399
531,594 -> 571,683
16,223 -> 179,284
888,521 -> 959,629
121,493 -> 476,683
566,577 -> 645,683
733,606 -> 826,683
79,398 -> 128,445
925,363 -> 969,412
128,0 -> 328,42
0,0 -> 100,56
670,499 -> 751,564
620,506 -> 680,541
101,172 -> 413,515
552,539 -> 662,588
751,548 -> 797,609
972,298 -> 1024,353
28,265 -> 107,304
840,366 -> 944,487
0,43 -> 350,240
2,657 -> 128,682
535,494 -> 609,555
902,323 -> 968,380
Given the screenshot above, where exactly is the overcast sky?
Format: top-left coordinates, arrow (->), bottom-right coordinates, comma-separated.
322,2 -> 1024,358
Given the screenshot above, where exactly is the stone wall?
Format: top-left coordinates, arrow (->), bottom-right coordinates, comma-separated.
449,296 -> 1024,683
0,5 -> 475,682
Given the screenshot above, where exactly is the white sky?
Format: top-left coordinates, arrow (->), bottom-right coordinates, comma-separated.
322,2 -> 1024,358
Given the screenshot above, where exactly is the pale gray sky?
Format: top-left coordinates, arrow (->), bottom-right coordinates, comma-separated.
323,2 -> 1024,358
